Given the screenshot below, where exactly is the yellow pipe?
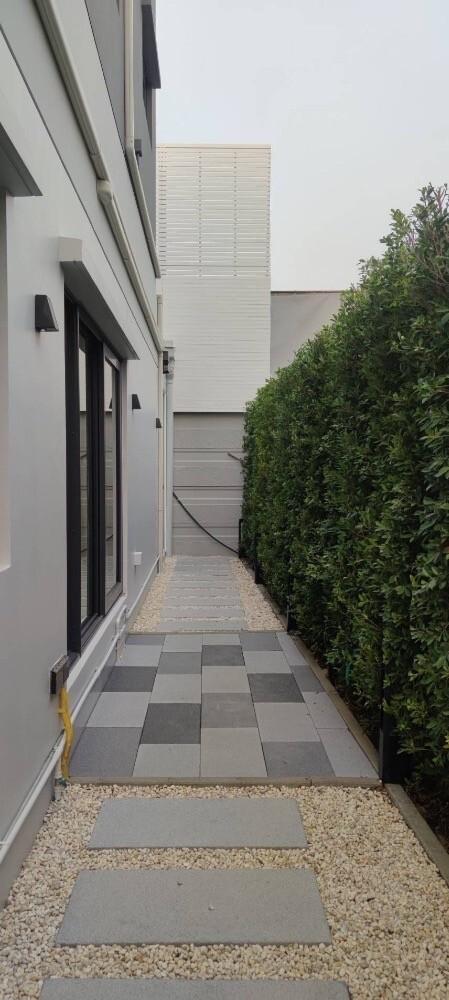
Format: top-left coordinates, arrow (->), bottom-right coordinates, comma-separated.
58,687 -> 74,780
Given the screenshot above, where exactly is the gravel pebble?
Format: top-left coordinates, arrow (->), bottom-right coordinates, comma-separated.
232,559 -> 282,630
130,558 -> 175,632
1,784 -> 448,999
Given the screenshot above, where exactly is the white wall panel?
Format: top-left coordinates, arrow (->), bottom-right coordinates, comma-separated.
157,145 -> 271,412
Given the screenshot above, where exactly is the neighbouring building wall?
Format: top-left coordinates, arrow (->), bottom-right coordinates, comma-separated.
270,290 -> 342,373
158,145 -> 271,413
0,0 -> 161,904
157,145 -> 270,554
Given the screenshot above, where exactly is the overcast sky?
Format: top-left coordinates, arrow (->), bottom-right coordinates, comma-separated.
156,0 -> 449,290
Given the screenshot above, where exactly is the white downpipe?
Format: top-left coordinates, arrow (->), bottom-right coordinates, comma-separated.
34,0 -> 161,347
124,0 -> 160,279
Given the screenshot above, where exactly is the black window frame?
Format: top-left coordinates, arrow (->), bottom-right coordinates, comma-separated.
65,293 -> 122,657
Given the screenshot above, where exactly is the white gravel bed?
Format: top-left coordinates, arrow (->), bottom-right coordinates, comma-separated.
1,784 -> 448,999
130,557 -> 175,632
232,559 -> 282,630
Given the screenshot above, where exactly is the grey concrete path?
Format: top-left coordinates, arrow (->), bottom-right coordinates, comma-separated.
160,557 -> 246,631
71,630 -> 377,780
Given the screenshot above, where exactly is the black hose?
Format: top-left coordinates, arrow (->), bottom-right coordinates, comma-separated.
173,491 -> 238,555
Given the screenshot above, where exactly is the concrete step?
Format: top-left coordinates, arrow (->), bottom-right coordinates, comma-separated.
41,980 -> 350,999
56,869 -> 331,945
88,797 -> 307,849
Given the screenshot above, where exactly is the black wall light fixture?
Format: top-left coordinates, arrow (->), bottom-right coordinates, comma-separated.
131,393 -> 142,410
35,294 -> 59,332
156,417 -> 162,428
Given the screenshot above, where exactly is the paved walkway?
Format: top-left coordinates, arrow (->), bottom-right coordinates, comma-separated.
160,557 -> 247,631
71,629 -> 376,780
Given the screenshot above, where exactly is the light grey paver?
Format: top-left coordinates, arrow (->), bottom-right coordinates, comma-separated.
243,651 -> 291,674
163,607 -> 243,619
120,646 -> 162,667
302,692 -> 347,730
163,635 -> 203,652
41,979 -> 350,998
56,869 -> 330,944
276,633 -> 308,666
133,744 -> 200,778
202,666 -> 250,693
202,633 -> 241,644
151,674 -> 201,704
161,619 -> 246,631
319,728 -> 378,778
86,693 -> 150,728
255,703 -> 320,743
89,797 -> 307,848
201,727 -> 267,777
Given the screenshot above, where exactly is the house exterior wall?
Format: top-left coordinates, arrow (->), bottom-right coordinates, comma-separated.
0,0 -> 162,904
270,290 -> 342,373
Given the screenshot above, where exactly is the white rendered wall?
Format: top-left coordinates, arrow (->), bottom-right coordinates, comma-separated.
157,145 -> 271,412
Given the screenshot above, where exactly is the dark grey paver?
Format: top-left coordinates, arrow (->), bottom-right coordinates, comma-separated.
56,869 -> 331,944
202,693 -> 257,728
248,674 -> 304,703
263,742 -> 335,778
158,653 -> 202,674
41,979 -> 350,998
290,662 -> 324,693
89,798 -> 307,849
126,634 -> 165,645
141,703 -> 201,744
202,645 -> 244,666
70,728 -> 140,778
103,666 -> 157,692
240,631 -> 281,651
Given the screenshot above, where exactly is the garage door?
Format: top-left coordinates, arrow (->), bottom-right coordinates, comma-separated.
173,413 -> 244,556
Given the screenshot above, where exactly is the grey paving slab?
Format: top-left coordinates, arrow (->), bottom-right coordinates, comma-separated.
240,631 -> 281,651
127,634 -> 165,645
202,633 -> 240,644
165,597 -> 242,608
319,728 -> 378,778
86,692 -> 150,728
41,980 -> 350,999
133,743 -> 200,778
302,692 -> 347,730
163,635 -> 203,652
161,619 -> 246,631
276,633 -> 308,666
70,728 -> 140,778
202,666 -> 250,694
255,704 -> 320,743
263,742 -> 335,778
103,666 -> 157,693
248,674 -> 303,703
201,728 -> 267,778
56,869 -> 330,944
290,662 -> 324,693
89,797 -> 307,848
151,674 -> 201,704
202,693 -> 257,728
163,606 -> 243,619
158,653 -> 202,674
141,703 -> 200,744
202,645 -> 244,666
120,646 -> 162,667
243,651 -> 291,674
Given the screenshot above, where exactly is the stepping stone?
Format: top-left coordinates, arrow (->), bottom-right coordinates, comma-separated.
89,797 -> 307,849
41,979 -> 350,998
56,869 -> 331,945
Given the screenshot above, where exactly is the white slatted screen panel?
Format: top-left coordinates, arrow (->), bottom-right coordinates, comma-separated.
157,145 -> 271,412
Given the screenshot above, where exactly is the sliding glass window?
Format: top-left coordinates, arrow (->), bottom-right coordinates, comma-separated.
65,296 -> 122,654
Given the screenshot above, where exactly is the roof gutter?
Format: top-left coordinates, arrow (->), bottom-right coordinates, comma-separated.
124,0 -> 160,279
34,0 -> 161,352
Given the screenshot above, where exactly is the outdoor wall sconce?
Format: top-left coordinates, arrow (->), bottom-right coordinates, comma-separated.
131,393 -> 142,410
35,294 -> 59,332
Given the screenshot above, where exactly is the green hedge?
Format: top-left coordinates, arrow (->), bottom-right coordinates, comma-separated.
242,186 -> 449,796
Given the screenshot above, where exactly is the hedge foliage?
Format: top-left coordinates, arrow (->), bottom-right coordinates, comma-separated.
242,186 -> 449,796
